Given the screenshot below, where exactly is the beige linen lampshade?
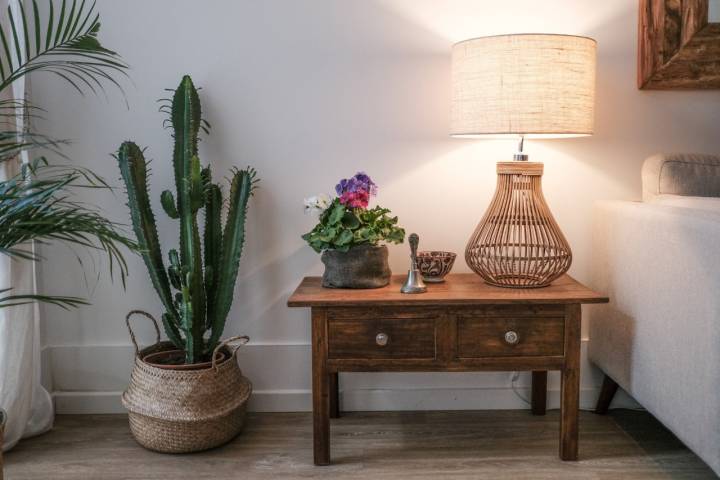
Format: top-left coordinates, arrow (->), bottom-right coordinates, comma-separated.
451,34 -> 596,138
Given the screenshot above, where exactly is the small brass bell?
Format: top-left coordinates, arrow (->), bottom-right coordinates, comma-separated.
401,233 -> 427,294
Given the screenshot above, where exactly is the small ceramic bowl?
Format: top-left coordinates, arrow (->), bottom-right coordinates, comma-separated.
417,251 -> 457,283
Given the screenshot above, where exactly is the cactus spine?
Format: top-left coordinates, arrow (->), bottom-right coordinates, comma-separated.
117,75 -> 257,364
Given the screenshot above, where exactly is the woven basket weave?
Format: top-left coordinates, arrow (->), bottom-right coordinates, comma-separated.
121,311 -> 252,454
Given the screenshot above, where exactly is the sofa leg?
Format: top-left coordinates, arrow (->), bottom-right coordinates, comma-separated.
594,375 -> 619,415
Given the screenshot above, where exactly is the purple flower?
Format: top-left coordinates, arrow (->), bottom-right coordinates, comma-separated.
335,178 -> 348,196
335,172 -> 377,202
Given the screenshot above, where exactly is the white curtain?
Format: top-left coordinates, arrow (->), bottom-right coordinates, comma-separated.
0,0 -> 54,451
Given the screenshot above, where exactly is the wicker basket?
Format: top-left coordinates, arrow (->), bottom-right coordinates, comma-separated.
121,311 -> 252,454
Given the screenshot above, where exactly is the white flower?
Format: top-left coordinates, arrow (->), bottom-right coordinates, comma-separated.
304,193 -> 332,215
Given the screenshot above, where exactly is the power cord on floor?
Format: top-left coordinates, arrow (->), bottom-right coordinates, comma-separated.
509,371 -> 645,413
510,371 -> 531,405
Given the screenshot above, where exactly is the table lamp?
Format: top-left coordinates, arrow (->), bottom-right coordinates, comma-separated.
451,34 -> 596,288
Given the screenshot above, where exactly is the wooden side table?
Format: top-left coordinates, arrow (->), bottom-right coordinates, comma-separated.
288,273 -> 608,465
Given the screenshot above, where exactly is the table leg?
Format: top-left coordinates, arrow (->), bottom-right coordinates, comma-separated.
531,371 -> 547,415
312,308 -> 330,465
560,304 -> 581,461
329,372 -> 340,418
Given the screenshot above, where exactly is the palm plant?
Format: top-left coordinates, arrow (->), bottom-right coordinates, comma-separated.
117,76 -> 258,364
0,0 -> 136,308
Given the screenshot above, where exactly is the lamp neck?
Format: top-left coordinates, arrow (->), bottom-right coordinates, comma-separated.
513,135 -> 529,161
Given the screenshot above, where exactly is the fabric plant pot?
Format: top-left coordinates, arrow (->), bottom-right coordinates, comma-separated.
321,244 -> 391,288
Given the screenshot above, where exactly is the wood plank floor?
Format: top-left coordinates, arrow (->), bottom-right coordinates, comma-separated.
4,410 -> 716,479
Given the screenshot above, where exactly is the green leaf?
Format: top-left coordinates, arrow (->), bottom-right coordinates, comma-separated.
302,198 -> 405,252
17,3 -> 31,65
54,0 -> 67,46
45,0 -> 54,50
336,229 -> 353,246
0,0 -> 127,97
328,202 -> 345,226
0,291 -> 87,310
7,6 -> 25,70
31,0 -> 41,57
317,226 -> 337,242
0,20 -> 15,74
341,211 -> 360,229
0,159 -> 136,311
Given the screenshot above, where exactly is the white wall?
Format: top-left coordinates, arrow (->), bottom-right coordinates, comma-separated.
34,0 -> 720,413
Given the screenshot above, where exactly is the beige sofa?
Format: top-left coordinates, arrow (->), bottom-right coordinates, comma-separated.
588,153 -> 720,476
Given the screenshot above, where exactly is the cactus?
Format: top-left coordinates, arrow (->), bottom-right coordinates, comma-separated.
116,75 -> 258,364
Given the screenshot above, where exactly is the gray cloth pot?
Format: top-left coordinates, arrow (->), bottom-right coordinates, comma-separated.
321,244 -> 391,289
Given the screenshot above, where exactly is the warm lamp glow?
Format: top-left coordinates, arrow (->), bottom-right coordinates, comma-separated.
451,34 -> 596,138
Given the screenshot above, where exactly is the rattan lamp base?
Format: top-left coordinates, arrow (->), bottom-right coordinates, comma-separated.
465,162 -> 572,288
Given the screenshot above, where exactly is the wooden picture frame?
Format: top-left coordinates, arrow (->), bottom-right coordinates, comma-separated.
638,0 -> 720,89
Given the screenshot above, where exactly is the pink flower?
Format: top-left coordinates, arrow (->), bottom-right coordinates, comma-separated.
339,190 -> 369,209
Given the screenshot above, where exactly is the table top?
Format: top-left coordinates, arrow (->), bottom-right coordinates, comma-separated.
287,273 -> 609,308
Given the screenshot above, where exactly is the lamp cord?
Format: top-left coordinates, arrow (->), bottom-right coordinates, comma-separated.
509,371 -> 645,413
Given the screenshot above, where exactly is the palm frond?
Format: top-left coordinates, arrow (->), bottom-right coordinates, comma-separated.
0,130 -> 68,162
0,161 -> 138,290
0,98 -> 46,122
0,0 -> 127,95
0,1 -> 127,165
0,2 -> 132,310
0,287 -> 87,309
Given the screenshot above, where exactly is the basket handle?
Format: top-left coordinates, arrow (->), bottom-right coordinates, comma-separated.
212,335 -> 250,372
125,310 -> 161,356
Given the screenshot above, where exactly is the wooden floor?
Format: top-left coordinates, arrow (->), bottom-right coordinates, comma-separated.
5,410 -> 716,479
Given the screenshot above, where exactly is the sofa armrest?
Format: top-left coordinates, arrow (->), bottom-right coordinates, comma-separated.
588,201 -> 720,471
589,202 -> 720,361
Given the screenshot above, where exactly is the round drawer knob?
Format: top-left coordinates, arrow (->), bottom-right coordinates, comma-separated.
376,333 -> 389,346
504,330 -> 519,345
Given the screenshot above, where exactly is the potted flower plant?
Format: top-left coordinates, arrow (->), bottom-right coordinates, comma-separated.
116,76 -> 257,453
303,173 -> 405,288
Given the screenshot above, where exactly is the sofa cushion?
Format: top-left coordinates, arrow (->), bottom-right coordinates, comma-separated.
642,153 -> 720,201
653,194 -> 720,214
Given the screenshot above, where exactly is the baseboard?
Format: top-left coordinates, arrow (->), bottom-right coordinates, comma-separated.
54,390 -> 314,414
53,386 -> 639,414
54,391 -> 126,414
48,340 -> 641,414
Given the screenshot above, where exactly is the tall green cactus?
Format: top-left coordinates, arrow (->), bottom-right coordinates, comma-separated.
116,75 -> 258,364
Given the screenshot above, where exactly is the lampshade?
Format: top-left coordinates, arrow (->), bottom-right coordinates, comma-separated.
451,34 -> 596,138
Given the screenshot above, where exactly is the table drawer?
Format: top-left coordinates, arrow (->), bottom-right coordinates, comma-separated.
327,315 -> 437,360
458,315 -> 564,358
